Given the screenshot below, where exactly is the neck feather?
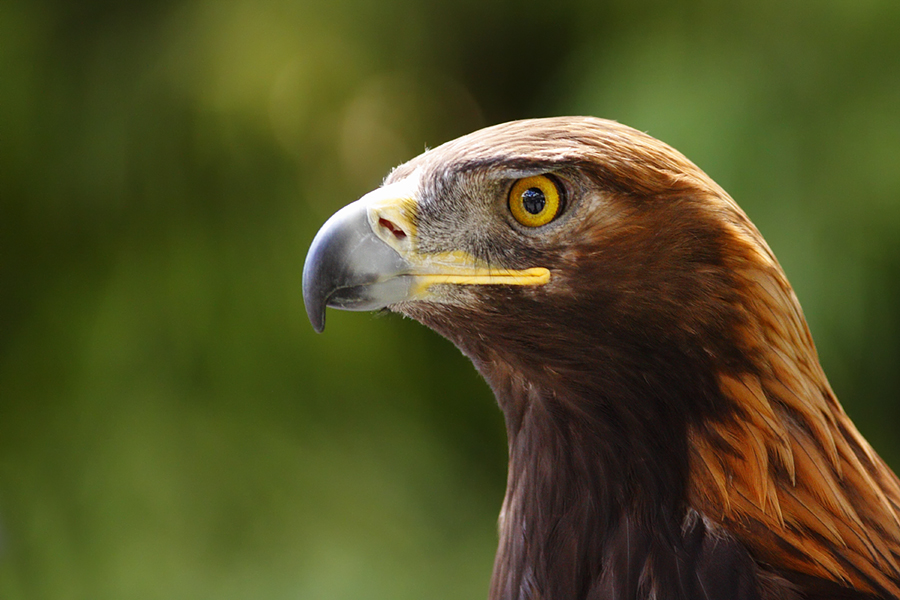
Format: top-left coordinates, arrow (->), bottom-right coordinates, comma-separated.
481,360 -> 694,600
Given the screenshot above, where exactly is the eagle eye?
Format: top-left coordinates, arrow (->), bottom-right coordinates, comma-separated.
508,175 -> 562,227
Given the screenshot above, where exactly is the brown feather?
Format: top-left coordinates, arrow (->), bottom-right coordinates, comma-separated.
687,206 -> 900,596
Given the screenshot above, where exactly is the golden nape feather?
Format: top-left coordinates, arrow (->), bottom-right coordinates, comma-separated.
303,116 -> 900,600
689,218 -> 900,595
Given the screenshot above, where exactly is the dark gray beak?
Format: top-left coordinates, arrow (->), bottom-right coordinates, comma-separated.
302,195 -> 414,333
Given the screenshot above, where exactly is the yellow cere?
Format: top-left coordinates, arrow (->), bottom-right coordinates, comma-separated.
411,267 -> 550,297
508,175 -> 561,227
408,250 -> 551,297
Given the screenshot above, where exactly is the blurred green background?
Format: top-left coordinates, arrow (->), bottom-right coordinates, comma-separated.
1,0 -> 899,598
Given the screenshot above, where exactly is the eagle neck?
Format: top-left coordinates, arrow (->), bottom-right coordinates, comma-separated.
479,358 -> 695,600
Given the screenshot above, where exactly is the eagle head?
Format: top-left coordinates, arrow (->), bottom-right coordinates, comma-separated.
306,118 -> 751,389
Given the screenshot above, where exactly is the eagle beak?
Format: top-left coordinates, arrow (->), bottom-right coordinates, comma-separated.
303,178 -> 550,332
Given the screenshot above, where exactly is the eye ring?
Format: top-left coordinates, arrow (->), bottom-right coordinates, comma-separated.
508,175 -> 562,227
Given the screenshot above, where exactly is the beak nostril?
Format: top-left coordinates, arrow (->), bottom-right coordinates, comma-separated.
378,217 -> 407,240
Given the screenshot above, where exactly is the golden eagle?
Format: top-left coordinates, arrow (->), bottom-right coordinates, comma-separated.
303,117 -> 900,600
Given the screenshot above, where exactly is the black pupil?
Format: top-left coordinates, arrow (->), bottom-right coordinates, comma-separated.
522,188 -> 546,215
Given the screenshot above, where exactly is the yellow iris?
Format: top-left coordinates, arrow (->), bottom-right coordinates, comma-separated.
508,175 -> 562,227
